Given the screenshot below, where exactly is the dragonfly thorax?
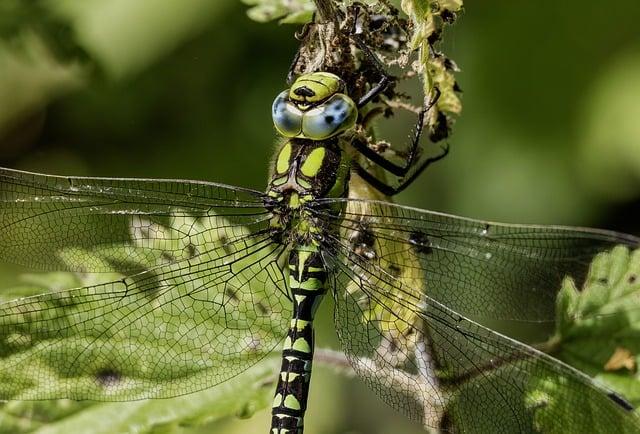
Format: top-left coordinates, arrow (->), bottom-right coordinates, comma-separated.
266,138 -> 350,241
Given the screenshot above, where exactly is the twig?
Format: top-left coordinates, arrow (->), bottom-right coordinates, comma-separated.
314,348 -> 356,376
313,0 -> 338,23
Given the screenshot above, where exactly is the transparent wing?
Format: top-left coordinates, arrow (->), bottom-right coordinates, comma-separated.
315,198 -> 640,322
0,167 -> 270,272
324,244 -> 640,432
0,167 -> 290,400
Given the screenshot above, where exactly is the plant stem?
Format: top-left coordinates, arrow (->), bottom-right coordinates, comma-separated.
313,0 -> 338,23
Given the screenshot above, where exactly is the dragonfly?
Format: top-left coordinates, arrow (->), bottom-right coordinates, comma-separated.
1,70 -> 640,434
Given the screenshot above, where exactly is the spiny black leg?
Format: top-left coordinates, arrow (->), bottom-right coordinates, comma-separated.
357,74 -> 391,108
401,105 -> 427,174
354,144 -> 449,197
352,36 -> 392,108
388,143 -> 449,195
350,137 -> 410,177
353,161 -> 398,197
403,86 -> 441,169
349,86 -> 440,177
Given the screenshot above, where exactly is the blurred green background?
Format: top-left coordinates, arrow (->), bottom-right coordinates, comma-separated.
1,0 -> 640,433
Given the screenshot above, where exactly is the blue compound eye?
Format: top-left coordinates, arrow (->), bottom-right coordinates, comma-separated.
301,94 -> 357,140
272,90 -> 303,137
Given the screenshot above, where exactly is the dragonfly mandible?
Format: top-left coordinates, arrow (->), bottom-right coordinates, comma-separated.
1,71 -> 640,433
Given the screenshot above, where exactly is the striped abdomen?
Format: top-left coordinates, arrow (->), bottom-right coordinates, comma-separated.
271,244 -> 327,433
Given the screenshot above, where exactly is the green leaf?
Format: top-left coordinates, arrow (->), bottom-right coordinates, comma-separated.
0,357 -> 278,434
550,246 -> 640,397
526,245 -> 640,432
242,0 -> 315,24
445,246 -> 640,432
400,0 -> 463,141
0,210 -> 284,432
525,371 -> 639,434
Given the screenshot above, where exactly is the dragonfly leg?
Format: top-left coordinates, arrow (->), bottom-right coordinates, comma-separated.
352,36 -> 393,109
353,142 -> 448,196
351,88 -> 447,196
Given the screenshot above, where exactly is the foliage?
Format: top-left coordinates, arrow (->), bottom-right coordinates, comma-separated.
399,0 -> 463,136
242,0 -> 314,24
0,212 -> 281,433
441,246 -> 640,433
0,0 -> 89,63
522,246 -> 640,432
0,0 -> 231,138
549,246 -> 640,406
3,226 -> 640,431
0,359 -> 276,434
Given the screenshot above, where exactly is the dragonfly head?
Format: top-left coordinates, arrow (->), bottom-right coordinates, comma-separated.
289,72 -> 345,106
272,72 -> 357,140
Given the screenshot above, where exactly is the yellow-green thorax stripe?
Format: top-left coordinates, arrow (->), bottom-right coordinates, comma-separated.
276,142 -> 292,174
300,147 -> 326,178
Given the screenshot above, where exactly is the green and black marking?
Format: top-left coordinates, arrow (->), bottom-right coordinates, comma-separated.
267,72 -> 353,433
270,245 -> 327,433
